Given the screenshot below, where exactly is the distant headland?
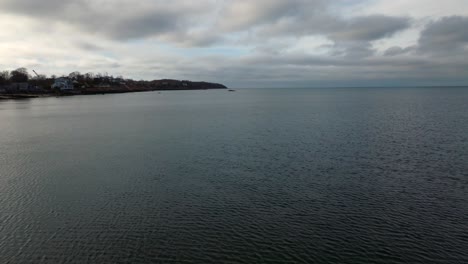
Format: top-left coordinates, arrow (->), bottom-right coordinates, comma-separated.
0,68 -> 227,100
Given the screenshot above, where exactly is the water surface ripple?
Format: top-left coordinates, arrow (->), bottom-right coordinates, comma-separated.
1,88 -> 467,263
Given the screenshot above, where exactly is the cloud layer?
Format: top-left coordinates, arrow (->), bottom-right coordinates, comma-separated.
1,0 -> 468,87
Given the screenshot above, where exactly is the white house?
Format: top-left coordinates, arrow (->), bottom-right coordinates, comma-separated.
52,77 -> 74,91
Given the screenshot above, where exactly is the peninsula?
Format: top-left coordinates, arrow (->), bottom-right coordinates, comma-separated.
0,68 -> 227,100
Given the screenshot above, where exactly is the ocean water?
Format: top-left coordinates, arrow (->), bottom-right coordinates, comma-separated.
0,87 -> 467,263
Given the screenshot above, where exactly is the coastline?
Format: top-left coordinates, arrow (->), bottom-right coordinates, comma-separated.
0,87 -> 227,101
0,94 -> 44,100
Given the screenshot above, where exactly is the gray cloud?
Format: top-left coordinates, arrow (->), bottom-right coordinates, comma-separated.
218,0 -> 326,31
384,46 -> 415,56
1,0 -> 72,16
1,0 -> 468,87
418,16 -> 468,54
76,42 -> 103,51
254,10 -> 410,41
0,0 -> 409,48
330,15 -> 411,42
0,0 -> 211,41
105,13 -> 178,40
254,13 -> 411,58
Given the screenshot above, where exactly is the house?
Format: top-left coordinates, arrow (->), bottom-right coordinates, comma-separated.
9,82 -> 29,92
0,84 -> 13,93
96,83 -> 111,88
1,83 -> 30,93
29,85 -> 44,93
52,77 -> 74,91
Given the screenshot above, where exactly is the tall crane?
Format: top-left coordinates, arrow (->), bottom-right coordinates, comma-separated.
33,70 -> 41,78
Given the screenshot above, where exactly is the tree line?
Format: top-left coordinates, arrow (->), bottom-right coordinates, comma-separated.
0,68 -> 127,88
0,67 -> 226,93
0,68 -> 30,84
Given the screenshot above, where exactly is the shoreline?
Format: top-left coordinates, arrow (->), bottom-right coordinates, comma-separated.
0,87 -> 227,101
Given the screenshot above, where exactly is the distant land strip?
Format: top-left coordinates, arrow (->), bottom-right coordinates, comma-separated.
0,68 -> 227,100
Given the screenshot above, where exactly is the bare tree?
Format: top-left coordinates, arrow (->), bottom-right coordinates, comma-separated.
68,71 -> 81,80
10,68 -> 29,82
0,70 -> 10,85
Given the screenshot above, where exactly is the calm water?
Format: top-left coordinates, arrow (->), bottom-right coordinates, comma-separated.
1,88 -> 467,263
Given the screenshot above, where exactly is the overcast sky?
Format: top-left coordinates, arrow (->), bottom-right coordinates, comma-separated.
1,0 -> 468,87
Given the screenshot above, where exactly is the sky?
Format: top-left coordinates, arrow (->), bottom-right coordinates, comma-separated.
1,0 -> 468,88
